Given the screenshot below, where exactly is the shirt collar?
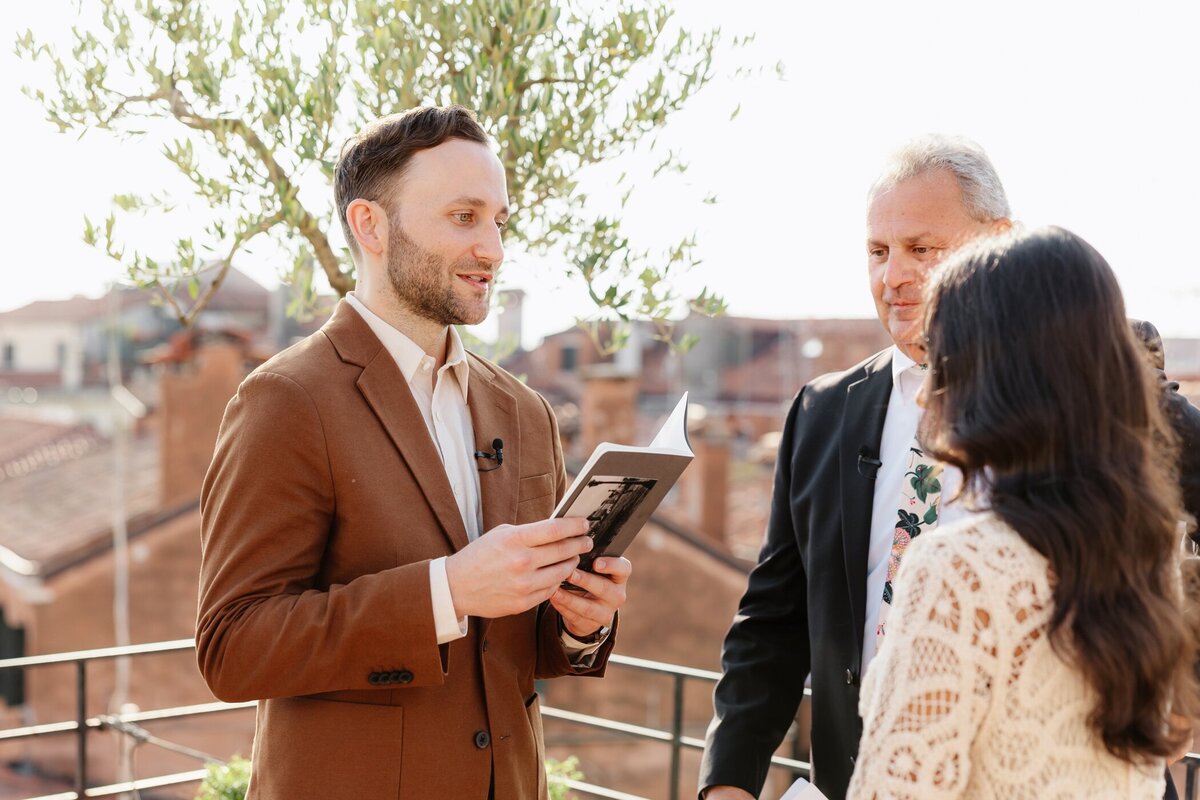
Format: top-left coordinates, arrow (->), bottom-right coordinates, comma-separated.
344,293 -> 470,402
889,345 -> 926,405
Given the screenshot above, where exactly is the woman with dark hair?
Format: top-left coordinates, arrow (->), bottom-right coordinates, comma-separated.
847,226 -> 1197,798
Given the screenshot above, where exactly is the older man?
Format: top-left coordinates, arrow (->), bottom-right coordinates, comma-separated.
699,136 -> 1012,800
700,136 -> 1200,800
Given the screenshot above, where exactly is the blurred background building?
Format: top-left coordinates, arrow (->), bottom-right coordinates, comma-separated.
1,282 -> 1197,798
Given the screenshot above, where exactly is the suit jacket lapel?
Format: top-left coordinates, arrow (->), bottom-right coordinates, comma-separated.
465,354 -> 519,535
323,301 -> 471,553
839,350 -> 894,664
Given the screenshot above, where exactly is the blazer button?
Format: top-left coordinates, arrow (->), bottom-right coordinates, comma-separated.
474,731 -> 491,749
482,640 -> 489,652
397,670 -> 414,685
845,668 -> 856,686
368,672 -> 381,684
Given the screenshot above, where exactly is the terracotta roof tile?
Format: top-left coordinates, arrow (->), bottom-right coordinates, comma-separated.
0,418 -> 104,475
0,423 -> 159,572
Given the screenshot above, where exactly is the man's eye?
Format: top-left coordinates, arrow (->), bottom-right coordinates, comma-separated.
869,248 -> 887,258
912,246 -> 932,255
454,212 -> 474,223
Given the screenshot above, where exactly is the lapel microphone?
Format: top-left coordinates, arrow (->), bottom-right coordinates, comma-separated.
857,446 -> 882,480
474,438 -> 504,472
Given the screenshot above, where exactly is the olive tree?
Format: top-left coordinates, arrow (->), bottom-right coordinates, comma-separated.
18,0 -> 744,348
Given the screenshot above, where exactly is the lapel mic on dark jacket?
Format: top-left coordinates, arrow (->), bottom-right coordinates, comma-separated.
857,446 -> 882,480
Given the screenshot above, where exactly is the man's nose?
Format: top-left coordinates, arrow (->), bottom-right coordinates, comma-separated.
882,251 -> 919,288
473,224 -> 504,266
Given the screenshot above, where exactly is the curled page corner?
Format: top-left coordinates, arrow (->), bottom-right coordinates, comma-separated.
648,392 -> 691,454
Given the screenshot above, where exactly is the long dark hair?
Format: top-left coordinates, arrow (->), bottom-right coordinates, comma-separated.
921,225 -> 1195,762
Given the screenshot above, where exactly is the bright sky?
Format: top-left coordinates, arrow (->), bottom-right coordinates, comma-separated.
3,1 -> 1198,344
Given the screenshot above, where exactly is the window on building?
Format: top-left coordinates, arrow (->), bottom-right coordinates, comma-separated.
0,608 -> 25,706
1,343 -> 13,371
561,345 -> 578,372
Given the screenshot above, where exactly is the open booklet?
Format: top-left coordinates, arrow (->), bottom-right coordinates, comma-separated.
554,392 -> 694,574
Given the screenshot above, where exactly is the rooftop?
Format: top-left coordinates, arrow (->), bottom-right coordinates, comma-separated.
0,416 -> 159,576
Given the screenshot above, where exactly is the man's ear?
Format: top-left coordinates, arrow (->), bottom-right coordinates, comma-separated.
346,199 -> 388,257
990,217 -> 1014,234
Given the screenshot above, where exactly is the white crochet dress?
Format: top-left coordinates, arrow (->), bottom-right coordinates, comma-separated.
847,513 -> 1166,799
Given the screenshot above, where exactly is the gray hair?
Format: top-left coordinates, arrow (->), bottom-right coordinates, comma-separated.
870,134 -> 1011,222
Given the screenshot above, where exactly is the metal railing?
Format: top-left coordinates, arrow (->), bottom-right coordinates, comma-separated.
4,639 -> 1194,800
0,639 -> 804,800
540,653 -> 808,800
0,639 -> 252,799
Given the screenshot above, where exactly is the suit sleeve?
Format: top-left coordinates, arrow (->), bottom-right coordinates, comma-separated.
533,391 -> 616,679
196,370 -> 445,702
1164,380 -> 1200,531
1132,320 -> 1200,531
700,389 -> 812,797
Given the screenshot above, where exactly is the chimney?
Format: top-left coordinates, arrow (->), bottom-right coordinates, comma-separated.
579,365 -> 638,458
693,429 -> 730,543
679,411 -> 730,544
497,289 -> 526,351
158,336 -> 248,507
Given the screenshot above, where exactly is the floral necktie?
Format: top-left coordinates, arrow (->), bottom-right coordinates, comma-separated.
875,435 -> 942,647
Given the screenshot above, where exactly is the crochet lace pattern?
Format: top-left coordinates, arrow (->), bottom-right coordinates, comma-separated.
847,514 -> 1165,799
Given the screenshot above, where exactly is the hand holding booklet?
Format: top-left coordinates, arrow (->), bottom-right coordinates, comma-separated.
554,393 -> 693,575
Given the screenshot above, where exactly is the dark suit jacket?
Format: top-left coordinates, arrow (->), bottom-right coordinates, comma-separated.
1132,320 -> 1200,528
701,327 -> 1200,800
1131,320 -> 1200,800
700,349 -> 893,800
197,302 -> 615,800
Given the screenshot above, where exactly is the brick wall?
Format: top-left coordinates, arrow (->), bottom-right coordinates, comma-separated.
17,510 -> 254,795
159,344 -> 245,509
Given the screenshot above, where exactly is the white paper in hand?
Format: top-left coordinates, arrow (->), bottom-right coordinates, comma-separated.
778,777 -> 828,800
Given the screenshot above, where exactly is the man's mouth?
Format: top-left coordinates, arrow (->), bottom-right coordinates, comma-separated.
889,301 -> 922,318
457,272 -> 493,290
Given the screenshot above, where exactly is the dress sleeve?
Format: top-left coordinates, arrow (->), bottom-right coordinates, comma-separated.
847,535 -> 997,800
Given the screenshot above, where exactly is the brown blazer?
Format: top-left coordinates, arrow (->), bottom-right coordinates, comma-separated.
197,302 -> 615,800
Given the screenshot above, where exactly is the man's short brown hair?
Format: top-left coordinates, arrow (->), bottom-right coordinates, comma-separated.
334,105 -> 490,256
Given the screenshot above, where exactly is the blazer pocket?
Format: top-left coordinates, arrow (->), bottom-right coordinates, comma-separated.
253,696 -> 403,800
516,473 -> 556,524
518,473 -> 555,503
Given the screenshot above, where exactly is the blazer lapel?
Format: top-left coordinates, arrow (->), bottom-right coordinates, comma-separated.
465,354 -> 519,536
323,301 -> 471,553
839,350 -> 894,664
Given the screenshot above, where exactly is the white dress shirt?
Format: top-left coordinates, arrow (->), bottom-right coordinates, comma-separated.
345,294 -> 602,657
860,347 -> 966,671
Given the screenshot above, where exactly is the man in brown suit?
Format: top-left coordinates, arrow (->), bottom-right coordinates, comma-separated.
197,106 -> 630,800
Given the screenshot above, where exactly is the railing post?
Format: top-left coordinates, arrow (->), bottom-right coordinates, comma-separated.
76,660 -> 87,797
668,673 -> 684,800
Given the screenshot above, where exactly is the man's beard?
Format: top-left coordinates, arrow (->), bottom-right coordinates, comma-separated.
386,220 -> 491,326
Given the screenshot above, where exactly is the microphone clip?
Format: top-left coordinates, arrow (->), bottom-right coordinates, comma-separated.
474,438 -> 504,472
857,447 -> 882,480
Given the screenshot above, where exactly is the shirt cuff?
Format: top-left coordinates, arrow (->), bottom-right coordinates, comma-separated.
430,557 -> 468,644
560,627 -> 607,665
